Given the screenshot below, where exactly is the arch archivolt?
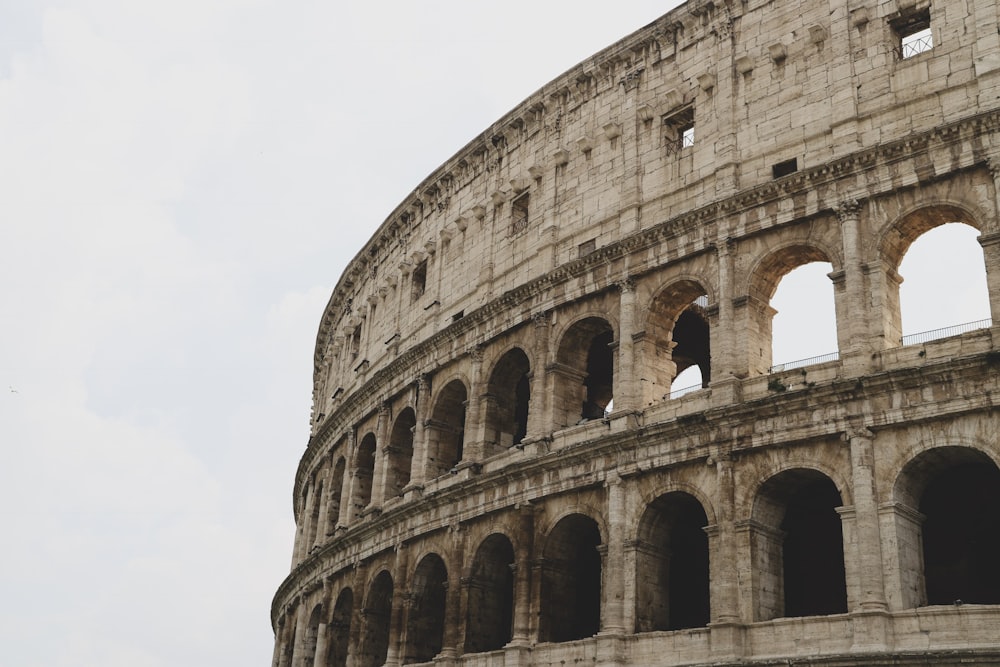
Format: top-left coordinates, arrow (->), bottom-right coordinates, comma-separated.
551,307 -> 620,358
535,497 -> 609,549
743,238 -> 840,305
737,445 -> 853,519
429,371 -> 471,407
631,469 -> 719,530
641,274 -> 717,330
462,519 -> 523,561
880,421 -> 1000,506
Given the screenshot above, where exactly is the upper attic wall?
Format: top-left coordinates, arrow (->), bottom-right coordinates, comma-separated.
310,0 -> 1000,430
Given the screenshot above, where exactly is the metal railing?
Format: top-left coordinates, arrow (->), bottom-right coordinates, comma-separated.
901,318 -> 993,346
901,30 -> 933,59
769,351 -> 840,374
670,382 -> 705,399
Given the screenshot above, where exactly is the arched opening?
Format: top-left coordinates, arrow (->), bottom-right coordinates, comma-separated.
878,205 -> 992,348
748,245 -> 837,375
403,554 -> 448,664
539,514 -> 602,642
427,380 -> 468,478
387,408 -> 416,498
634,492 -> 710,632
892,446 -> 1000,608
358,571 -> 393,667
465,533 -> 515,653
327,588 -> 353,667
752,468 -> 847,620
898,222 -> 991,343
770,262 -> 838,369
641,283 -> 710,405
327,456 -> 347,534
352,433 -> 377,514
303,604 -> 324,666
553,317 -> 615,427
483,348 -> 531,454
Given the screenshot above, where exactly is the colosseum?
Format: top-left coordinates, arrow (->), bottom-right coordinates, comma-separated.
271,0 -> 1000,665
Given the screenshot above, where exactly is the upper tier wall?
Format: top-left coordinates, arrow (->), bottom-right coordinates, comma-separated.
308,0 -> 1000,444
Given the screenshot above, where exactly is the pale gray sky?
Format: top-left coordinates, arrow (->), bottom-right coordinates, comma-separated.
0,2 -> 989,666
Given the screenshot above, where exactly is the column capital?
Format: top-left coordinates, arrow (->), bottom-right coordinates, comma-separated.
615,277 -> 637,294
835,198 -> 862,222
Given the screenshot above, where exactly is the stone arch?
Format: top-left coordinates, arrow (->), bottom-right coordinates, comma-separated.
427,378 -> 468,478
634,491 -> 711,633
876,202 -> 991,347
641,278 -> 713,404
890,445 -> 1000,609
465,532 -> 516,654
351,432 -> 377,515
326,587 -> 353,667
750,467 -> 848,621
538,512 -> 603,643
386,407 -> 417,499
552,315 -> 617,427
358,570 -> 393,667
744,242 -> 838,375
403,553 -> 448,664
483,347 -> 532,454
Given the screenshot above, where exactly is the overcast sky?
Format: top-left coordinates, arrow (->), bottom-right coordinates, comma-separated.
0,2 -> 991,666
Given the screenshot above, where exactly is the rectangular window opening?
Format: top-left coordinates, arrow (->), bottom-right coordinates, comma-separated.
511,193 -> 529,235
411,260 -> 428,301
663,106 -> 695,154
772,158 -> 798,179
891,10 -> 933,59
578,239 -> 597,258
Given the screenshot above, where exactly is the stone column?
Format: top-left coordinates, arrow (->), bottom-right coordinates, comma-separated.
384,545 -> 409,667
313,462 -> 331,551
710,239 -> 743,406
312,623 -> 328,667
407,375 -> 430,490
613,280 -> 637,414
294,485 -> 315,566
526,312 -> 551,439
370,403 -> 391,509
601,472 -> 627,634
709,453 -> 744,659
848,426 -> 888,611
977,231 -> 1000,326
291,599 -> 308,667
835,199 -> 876,374
272,615 -> 287,667
511,503 -> 536,645
339,429 -> 357,527
439,525 -> 465,658
461,346 -> 486,466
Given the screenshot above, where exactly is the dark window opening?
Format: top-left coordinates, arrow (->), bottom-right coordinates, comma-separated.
387,408 -> 416,498
465,534 -> 516,653
352,433 -> 377,512
921,463 -> 1000,605
772,158 -> 798,179
428,380 -> 468,477
578,238 -> 597,258
635,492 -> 710,633
326,588 -> 353,667
411,260 -> 428,301
350,326 -> 362,360
358,572 -> 393,667
484,348 -> 531,453
540,514 -> 602,642
781,478 -> 848,617
583,330 -> 614,420
403,555 -> 448,665
511,193 -> 529,235
671,303 -> 711,391
452,310 -> 464,322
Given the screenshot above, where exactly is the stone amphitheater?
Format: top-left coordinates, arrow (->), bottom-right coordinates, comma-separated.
271,0 -> 1000,664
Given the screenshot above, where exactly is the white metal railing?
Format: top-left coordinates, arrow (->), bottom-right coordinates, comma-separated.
670,382 -> 705,399
901,318 -> 993,346
769,351 -> 840,374
901,29 -> 933,59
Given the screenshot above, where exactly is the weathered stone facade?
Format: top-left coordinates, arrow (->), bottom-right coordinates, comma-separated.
272,0 -> 1000,664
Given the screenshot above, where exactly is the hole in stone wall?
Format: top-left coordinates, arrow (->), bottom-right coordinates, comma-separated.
540,514 -> 602,642
403,555 -> 448,664
465,534 -> 516,653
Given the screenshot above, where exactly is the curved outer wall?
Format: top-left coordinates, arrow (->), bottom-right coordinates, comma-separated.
274,0 -> 1000,665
